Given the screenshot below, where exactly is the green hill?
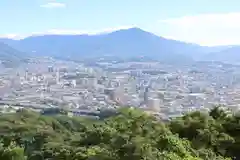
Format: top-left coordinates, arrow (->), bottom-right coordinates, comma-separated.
0,107 -> 238,160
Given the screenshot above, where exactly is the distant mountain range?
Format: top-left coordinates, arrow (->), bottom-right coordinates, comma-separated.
0,27 -> 239,64
203,46 -> 240,63
0,42 -> 25,67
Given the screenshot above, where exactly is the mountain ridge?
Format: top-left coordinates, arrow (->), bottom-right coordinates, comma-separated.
0,42 -> 25,67
0,27 -> 237,63
0,28 -> 202,59
204,46 -> 240,63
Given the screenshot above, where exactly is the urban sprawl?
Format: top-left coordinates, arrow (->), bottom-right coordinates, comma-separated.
0,57 -> 239,120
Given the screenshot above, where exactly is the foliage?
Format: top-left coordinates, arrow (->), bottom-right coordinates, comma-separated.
0,107 -> 237,159
169,106 -> 238,160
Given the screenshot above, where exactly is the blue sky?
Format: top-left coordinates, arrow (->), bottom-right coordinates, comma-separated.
1,0 -> 240,46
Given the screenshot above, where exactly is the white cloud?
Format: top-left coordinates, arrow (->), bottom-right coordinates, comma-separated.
40,2 -> 66,8
0,26 -> 135,40
158,12 -> 240,46
0,34 -> 25,40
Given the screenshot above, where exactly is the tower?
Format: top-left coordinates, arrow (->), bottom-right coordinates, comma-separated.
48,66 -> 54,72
56,69 -> 60,84
72,80 -> 76,88
144,86 -> 150,104
25,69 -> 28,81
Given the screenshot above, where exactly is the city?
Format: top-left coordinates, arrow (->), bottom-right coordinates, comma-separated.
1,1 -> 240,159
0,56 -> 239,120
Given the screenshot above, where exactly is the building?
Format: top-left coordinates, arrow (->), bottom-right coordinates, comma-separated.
56,70 -> 60,84
71,80 -> 76,88
104,88 -> 116,101
147,98 -> 161,112
25,70 -> 28,81
143,86 -> 150,104
48,66 -> 54,72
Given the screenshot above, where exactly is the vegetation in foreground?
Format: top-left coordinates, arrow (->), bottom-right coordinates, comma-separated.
0,107 -> 239,160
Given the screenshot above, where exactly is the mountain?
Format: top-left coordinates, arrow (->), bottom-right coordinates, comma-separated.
0,42 -> 25,67
1,28 -> 237,63
203,46 -> 240,64
0,28 -> 208,62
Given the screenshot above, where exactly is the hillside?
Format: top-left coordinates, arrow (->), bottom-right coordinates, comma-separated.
0,28 -> 208,62
204,46 -> 240,64
0,107 -> 238,159
0,42 -> 25,67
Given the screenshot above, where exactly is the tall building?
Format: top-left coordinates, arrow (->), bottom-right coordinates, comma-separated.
72,80 -> 76,88
144,86 -> 150,104
147,98 -> 161,112
25,70 -> 28,81
48,66 -> 54,72
56,70 -> 60,84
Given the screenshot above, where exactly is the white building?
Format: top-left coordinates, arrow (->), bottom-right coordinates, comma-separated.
147,98 -> 161,112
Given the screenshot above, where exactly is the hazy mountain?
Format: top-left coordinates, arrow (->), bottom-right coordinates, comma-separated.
0,28 -> 236,63
0,28 -> 204,61
203,46 -> 240,63
0,42 -> 25,67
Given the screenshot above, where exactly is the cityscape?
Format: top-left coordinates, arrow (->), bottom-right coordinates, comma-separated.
0,56 -> 239,120
1,1 -> 240,159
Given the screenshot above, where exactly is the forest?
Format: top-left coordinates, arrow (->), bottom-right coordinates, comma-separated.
0,107 -> 239,160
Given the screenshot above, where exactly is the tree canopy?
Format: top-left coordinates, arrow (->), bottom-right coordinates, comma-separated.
0,107 -> 238,160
